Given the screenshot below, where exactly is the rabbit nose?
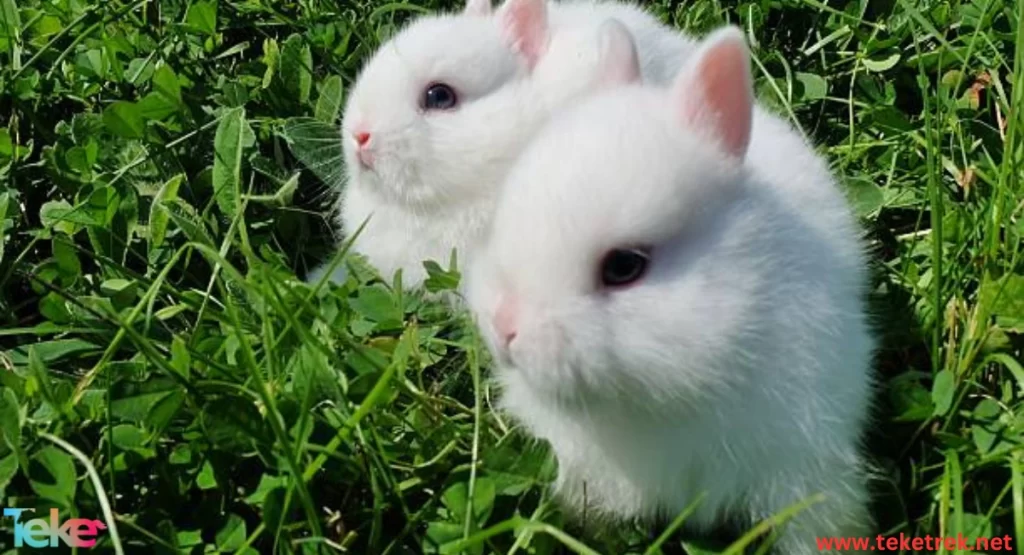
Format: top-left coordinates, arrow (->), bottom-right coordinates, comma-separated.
493,296 -> 519,349
354,131 -> 371,147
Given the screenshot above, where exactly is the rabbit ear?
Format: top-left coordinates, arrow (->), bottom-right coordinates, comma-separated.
463,0 -> 492,16
498,0 -> 549,68
670,27 -> 753,159
594,19 -> 641,87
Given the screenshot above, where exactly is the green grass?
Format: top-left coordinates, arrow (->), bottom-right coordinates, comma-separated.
0,0 -> 1022,553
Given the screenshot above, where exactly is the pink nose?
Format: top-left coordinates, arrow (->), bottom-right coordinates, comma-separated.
493,296 -> 519,348
354,131 -> 371,147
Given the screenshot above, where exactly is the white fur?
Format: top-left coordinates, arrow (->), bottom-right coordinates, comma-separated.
465,28 -> 874,555
311,0 -> 695,288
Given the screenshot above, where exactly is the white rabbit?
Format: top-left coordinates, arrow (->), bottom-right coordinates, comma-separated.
309,0 -> 695,289
465,25 -> 875,555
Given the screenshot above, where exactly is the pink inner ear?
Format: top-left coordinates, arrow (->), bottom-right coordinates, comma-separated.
596,19 -> 641,87
500,0 -> 548,68
676,30 -> 753,159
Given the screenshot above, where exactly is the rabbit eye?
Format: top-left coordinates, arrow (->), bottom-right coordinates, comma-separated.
599,248 -> 650,288
422,83 -> 458,111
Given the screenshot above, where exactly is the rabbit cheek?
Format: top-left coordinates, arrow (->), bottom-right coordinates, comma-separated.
372,133 -> 424,199
509,321 -> 575,397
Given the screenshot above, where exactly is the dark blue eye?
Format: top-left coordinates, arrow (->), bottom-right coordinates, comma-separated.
422,83 -> 458,110
600,248 -> 650,288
